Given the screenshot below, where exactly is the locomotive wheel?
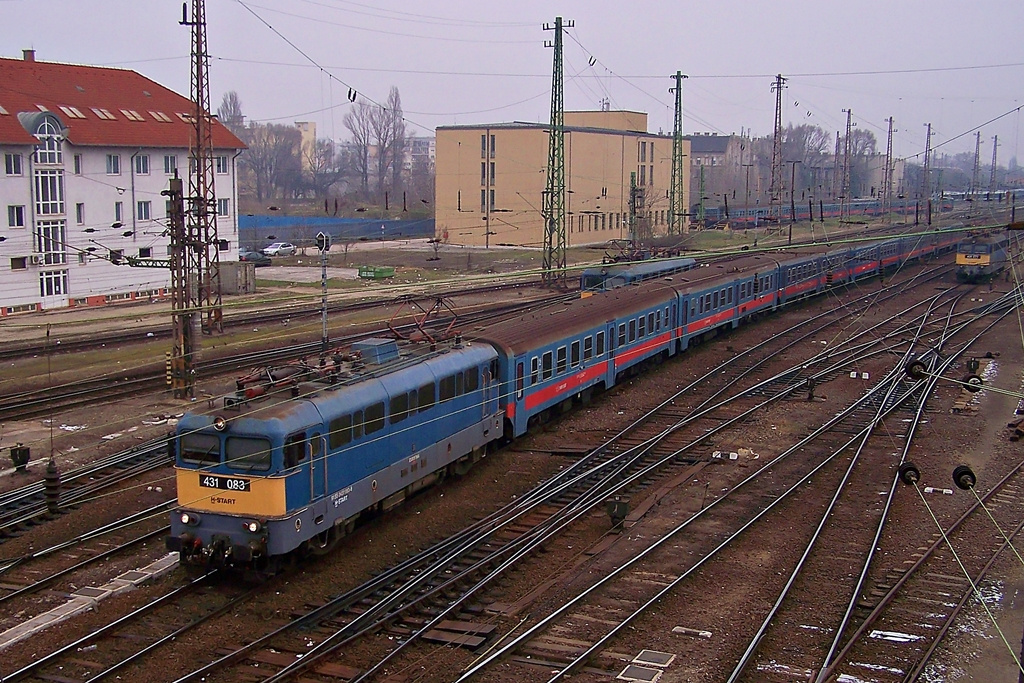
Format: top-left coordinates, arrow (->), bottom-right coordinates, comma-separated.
897,462 -> 921,486
306,526 -> 340,556
953,464 -> 977,490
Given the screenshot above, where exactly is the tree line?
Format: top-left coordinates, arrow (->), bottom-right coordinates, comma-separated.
217,88 -> 434,214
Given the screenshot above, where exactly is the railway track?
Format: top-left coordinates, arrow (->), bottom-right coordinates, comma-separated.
0,289 -> 571,422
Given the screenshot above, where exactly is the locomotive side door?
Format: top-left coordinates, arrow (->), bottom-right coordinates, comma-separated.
309,430 -> 327,501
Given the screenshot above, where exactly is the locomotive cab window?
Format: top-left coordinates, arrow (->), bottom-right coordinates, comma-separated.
465,367 -> 479,394
181,433 -> 220,466
282,433 -> 305,470
227,436 -> 272,472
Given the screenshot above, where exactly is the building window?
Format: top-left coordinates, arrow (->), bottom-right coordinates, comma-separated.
481,162 -> 487,186
76,203 -> 85,225
649,165 -> 653,185
490,162 -> 495,185
480,189 -> 486,213
39,270 -> 68,298
163,155 -> 177,174
640,140 -> 647,162
35,169 -> 64,216
137,200 -> 151,220
73,154 -> 83,175
7,205 -> 25,228
489,189 -> 495,211
134,154 -> 150,175
5,153 -> 23,176
215,155 -> 228,174
481,134 -> 487,159
139,247 -> 152,258
217,198 -> 229,217
106,154 -> 120,175
33,120 -> 63,165
639,165 -> 646,186
36,219 -> 67,265
115,201 -> 123,223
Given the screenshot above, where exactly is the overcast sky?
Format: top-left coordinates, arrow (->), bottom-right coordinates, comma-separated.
3,0 -> 1023,163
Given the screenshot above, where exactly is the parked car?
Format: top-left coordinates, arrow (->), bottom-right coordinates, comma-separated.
238,248 -> 272,267
262,242 -> 296,257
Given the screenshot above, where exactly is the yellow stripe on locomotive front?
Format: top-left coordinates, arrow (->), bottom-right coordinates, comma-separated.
175,468 -> 288,517
956,252 -> 991,266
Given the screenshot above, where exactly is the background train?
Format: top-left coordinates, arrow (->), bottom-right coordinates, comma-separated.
956,232 -> 1009,282
166,228 -> 962,571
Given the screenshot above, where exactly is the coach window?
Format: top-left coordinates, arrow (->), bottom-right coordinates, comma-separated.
440,375 -> 457,402
705,293 -> 712,310
638,315 -> 646,338
728,288 -> 733,304
516,362 -> 524,398
465,367 -> 479,394
390,392 -> 409,424
180,432 -> 220,466
583,336 -> 593,361
418,383 -> 435,412
531,357 -> 540,384
713,291 -> 719,309
596,330 -> 606,356
329,414 -> 352,448
648,312 -> 655,332
229,436 -> 273,472
618,323 -> 626,347
556,346 -> 567,374
628,319 -> 637,343
571,340 -> 580,367
542,351 -> 553,380
365,402 -> 385,434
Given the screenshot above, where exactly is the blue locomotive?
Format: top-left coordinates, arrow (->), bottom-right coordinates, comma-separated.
956,232 -> 1009,282
166,229 -> 961,570
579,256 -> 696,292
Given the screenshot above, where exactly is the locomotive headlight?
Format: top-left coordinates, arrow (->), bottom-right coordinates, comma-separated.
180,512 -> 201,526
243,519 -> 264,534
212,416 -> 228,431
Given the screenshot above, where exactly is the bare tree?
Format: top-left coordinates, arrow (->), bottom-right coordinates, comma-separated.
343,102 -> 373,192
217,91 -> 246,137
368,86 -> 405,200
304,138 -> 344,198
241,123 -> 301,201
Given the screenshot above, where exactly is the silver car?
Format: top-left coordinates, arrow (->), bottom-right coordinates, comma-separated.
262,242 -> 296,257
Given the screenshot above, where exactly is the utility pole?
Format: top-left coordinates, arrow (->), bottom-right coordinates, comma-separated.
163,174 -> 193,399
883,117 -> 894,220
181,0 -> 222,334
971,131 -> 982,202
743,163 -> 753,216
697,165 -> 706,229
787,160 -> 800,244
831,131 -> 841,201
542,16 -> 570,285
628,172 -> 639,244
990,135 -> 999,191
769,74 -> 787,225
840,109 -> 853,222
922,123 -> 932,202
669,71 -> 688,235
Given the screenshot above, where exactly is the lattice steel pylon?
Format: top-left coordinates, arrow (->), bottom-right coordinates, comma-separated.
164,174 -> 194,399
840,109 -> 852,222
971,131 -> 982,200
181,0 -> 222,334
990,135 -> 999,190
922,123 -> 932,200
768,74 -> 787,224
882,117 -> 894,219
542,16 -> 571,286
669,71 -> 688,235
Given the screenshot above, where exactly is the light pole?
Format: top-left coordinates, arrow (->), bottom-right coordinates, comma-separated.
787,160 -> 801,245
743,163 -> 754,227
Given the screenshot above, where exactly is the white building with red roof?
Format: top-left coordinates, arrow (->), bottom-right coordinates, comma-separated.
0,50 -> 245,315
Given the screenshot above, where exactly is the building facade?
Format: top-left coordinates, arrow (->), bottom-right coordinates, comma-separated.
0,51 -> 244,315
435,111 -> 689,248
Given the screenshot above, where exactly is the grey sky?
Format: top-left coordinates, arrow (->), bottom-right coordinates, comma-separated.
4,0 -> 1023,163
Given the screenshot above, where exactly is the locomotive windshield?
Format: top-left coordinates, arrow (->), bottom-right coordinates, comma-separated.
226,436 -> 272,472
180,433 -> 220,466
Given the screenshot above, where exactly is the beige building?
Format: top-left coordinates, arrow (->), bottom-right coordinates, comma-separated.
435,111 -> 689,248
295,121 -> 316,172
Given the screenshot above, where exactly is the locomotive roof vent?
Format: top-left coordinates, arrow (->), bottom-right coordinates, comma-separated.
351,338 -> 400,365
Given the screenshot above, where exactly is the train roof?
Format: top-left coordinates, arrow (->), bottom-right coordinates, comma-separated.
469,253 -> 786,354
583,256 -> 696,279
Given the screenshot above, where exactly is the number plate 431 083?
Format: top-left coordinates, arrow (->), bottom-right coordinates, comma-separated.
200,475 -> 250,492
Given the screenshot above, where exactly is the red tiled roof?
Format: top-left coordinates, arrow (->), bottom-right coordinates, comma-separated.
0,55 -> 245,150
